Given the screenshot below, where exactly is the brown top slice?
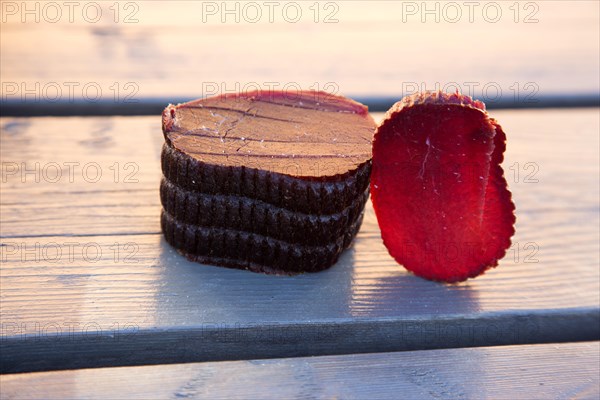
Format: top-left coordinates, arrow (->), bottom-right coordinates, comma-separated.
162,90 -> 375,178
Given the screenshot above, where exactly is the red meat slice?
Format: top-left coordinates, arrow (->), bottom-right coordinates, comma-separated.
371,92 -> 516,282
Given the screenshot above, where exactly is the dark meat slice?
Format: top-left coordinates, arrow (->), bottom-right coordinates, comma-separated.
160,90 -> 376,274
161,90 -> 374,177
161,90 -> 375,213
160,209 -> 364,275
160,144 -> 371,215
370,92 -> 516,282
160,177 -> 369,246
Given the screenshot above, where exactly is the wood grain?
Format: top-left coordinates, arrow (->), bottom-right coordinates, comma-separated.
1,110 -> 598,237
1,342 -> 599,400
1,2 -> 598,100
1,109 -> 599,373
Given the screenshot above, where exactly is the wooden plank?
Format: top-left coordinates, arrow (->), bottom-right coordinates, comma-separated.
1,342 -> 598,400
1,109 -> 598,237
1,109 -> 599,373
1,2 -> 598,102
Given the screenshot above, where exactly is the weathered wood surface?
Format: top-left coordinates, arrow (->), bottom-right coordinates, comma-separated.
1,342 -> 599,400
1,109 -> 599,373
1,2 -> 598,102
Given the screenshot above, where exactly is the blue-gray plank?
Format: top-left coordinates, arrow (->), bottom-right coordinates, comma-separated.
1,109 -> 599,373
1,2 -> 599,104
1,342 -> 599,400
